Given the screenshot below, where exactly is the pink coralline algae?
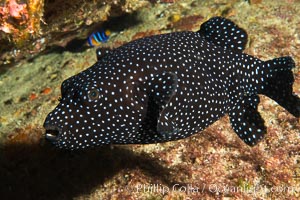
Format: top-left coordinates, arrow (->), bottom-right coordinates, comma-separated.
0,0 -> 29,33
0,0 -> 44,47
8,0 -> 28,19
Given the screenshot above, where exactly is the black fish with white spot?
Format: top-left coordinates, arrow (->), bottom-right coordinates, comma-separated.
44,17 -> 300,149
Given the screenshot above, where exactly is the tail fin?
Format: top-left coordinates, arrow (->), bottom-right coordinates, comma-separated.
260,56 -> 300,117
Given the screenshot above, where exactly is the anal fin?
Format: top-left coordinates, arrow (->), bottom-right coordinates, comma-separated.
229,95 -> 266,146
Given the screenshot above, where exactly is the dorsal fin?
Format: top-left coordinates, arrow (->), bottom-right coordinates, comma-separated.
198,17 -> 248,51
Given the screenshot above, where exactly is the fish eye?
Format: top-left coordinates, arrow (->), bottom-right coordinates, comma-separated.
87,89 -> 100,101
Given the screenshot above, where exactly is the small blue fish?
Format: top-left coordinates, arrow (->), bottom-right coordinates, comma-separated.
87,29 -> 111,47
44,17 -> 299,150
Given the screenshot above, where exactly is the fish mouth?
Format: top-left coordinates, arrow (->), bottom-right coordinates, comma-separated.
44,124 -> 61,143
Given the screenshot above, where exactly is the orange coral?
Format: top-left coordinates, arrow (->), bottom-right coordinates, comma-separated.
0,0 -> 28,33
0,0 -> 44,46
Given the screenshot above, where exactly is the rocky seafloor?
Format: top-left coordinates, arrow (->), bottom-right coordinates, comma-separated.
0,0 -> 299,199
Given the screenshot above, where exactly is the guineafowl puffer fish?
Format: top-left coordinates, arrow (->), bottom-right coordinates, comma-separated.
44,17 -> 300,150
